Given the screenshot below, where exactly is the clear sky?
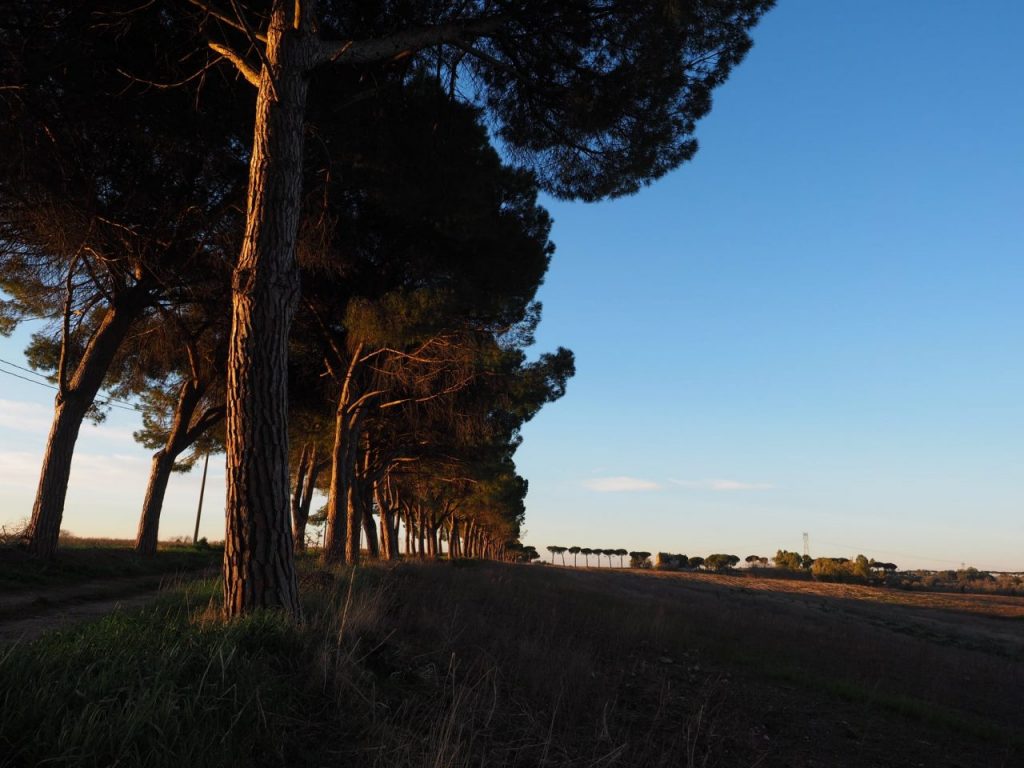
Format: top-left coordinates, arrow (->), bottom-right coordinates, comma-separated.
1,1 -> 1021,570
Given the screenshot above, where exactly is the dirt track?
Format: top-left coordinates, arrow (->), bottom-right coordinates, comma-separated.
0,574 -> 194,644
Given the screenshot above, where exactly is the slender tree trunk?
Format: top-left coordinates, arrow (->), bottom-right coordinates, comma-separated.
135,452 -> 175,556
362,512 -> 379,559
343,414 -> 366,564
26,397 -> 89,558
376,483 -> 400,561
449,515 -> 461,559
378,513 -> 389,560
293,452 -> 323,553
323,399 -> 351,564
344,477 -> 361,563
417,508 -> 426,559
290,442 -> 312,551
223,6 -> 315,618
136,380 -> 205,556
426,519 -> 438,559
27,290 -> 148,559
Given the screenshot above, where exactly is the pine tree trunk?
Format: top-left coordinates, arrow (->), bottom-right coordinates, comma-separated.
342,413 -> 365,564
426,524 -> 437,559
417,509 -> 426,559
344,480 -> 361,564
223,6 -> 313,618
27,289 -> 148,559
429,523 -> 440,560
26,396 -> 89,558
376,483 -> 399,561
135,451 -> 175,556
290,443 -> 311,551
323,396 -> 350,564
324,386 -> 365,563
293,451 -> 322,554
136,380 -> 205,556
449,515 -> 461,559
361,505 -> 379,559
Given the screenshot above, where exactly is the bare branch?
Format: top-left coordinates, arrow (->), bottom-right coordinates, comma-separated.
208,41 -> 260,87
188,0 -> 266,42
115,52 -> 224,91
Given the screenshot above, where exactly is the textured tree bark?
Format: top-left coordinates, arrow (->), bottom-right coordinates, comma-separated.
26,397 -> 89,558
27,291 -> 148,559
135,380 -> 205,556
223,5 -> 315,618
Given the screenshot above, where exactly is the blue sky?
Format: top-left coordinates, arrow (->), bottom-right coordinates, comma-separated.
517,0 -> 1023,569
1,1 -> 1021,569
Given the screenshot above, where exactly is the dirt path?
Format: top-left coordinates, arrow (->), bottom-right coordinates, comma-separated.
0,572 -> 211,644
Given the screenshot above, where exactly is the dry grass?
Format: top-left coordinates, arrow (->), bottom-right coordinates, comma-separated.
1,559 -> 1021,767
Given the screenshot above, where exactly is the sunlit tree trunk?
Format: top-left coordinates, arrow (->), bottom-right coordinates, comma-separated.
323,400 -> 349,563
223,4 -> 315,618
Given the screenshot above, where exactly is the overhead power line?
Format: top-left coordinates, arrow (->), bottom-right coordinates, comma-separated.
0,359 -> 139,412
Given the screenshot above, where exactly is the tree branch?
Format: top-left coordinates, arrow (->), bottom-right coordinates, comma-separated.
315,14 -> 506,67
56,254 -> 80,399
188,0 -> 266,42
208,41 -> 261,87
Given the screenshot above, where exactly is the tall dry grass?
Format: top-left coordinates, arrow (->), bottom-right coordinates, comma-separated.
1,559 -> 1020,767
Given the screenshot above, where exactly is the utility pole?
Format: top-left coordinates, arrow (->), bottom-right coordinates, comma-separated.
193,453 -> 210,545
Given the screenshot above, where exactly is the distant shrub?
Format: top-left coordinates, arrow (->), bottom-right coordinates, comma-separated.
773,550 -> 804,571
811,558 -> 863,584
655,553 -> 687,570
628,551 -> 652,569
704,554 -> 740,572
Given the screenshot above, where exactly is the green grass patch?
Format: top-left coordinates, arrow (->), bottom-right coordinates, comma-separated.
0,580 -> 346,768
